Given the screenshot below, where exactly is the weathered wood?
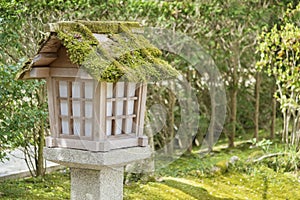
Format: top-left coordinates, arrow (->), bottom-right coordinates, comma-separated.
68,81 -> 74,135
93,81 -> 101,140
132,84 -> 142,134
22,67 -> 50,79
53,138 -> 111,152
50,47 -> 78,68
46,78 -> 57,143
138,84 -> 147,137
39,35 -> 61,53
99,82 -> 107,140
138,136 -> 148,147
106,97 -> 138,102
108,137 -> 139,150
80,82 -> 85,137
106,114 -> 136,120
33,53 -> 58,66
54,79 -> 62,136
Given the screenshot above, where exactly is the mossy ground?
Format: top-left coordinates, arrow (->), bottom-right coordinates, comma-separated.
0,170 -> 70,200
0,138 -> 299,200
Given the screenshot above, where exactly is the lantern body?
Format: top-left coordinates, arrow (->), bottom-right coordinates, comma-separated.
17,21 -> 178,152
44,67 -> 147,152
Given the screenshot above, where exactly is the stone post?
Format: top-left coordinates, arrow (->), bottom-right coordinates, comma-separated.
44,146 -> 151,200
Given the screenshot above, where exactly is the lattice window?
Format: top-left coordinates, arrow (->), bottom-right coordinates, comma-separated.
56,79 -> 94,137
106,82 -> 139,136
55,79 -> 140,138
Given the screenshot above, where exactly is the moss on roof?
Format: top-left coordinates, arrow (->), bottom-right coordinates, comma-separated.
18,21 -> 179,82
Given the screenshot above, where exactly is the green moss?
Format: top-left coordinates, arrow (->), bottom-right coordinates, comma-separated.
215,160 -> 229,173
76,20 -> 140,34
0,170 -> 70,200
54,22 -> 98,65
48,21 -> 178,82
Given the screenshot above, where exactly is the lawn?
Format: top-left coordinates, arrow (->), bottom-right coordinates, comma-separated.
0,139 -> 299,200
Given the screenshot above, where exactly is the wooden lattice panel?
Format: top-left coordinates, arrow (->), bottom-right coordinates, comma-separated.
55,79 -> 141,139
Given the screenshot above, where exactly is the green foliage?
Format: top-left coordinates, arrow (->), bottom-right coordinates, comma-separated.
0,63 -> 47,161
257,3 -> 300,146
251,138 -> 273,153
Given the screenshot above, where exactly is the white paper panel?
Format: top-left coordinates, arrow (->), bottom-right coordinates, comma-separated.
106,102 -> 112,116
85,102 -> 93,118
116,101 -> 123,115
72,82 -> 81,98
126,118 -> 133,133
61,119 -> 69,134
72,101 -> 80,117
106,120 -> 112,136
73,119 -> 80,136
128,100 -> 134,115
60,101 -> 68,116
115,119 -> 122,135
85,120 -> 92,137
128,83 -> 136,97
116,82 -> 125,97
85,81 -> 93,99
59,81 -> 68,98
106,83 -> 113,98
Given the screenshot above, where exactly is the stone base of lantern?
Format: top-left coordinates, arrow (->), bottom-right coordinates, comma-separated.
71,167 -> 123,200
44,146 -> 151,200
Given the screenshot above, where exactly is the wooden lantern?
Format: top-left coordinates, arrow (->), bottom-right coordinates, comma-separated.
17,21 -> 178,152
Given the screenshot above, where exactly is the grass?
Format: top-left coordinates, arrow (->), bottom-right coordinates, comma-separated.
0,170 -> 70,200
1,138 -> 300,199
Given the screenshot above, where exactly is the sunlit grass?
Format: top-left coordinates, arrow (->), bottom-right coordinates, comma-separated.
1,137 -> 300,200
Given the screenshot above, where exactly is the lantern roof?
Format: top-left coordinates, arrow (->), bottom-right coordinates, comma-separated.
16,21 -> 178,82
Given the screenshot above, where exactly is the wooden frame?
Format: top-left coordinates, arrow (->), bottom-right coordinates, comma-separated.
45,67 -> 148,151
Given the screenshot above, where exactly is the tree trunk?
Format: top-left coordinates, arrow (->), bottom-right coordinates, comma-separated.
228,87 -> 237,148
36,85 -> 46,176
208,80 -> 216,151
36,122 -> 45,176
270,82 -> 276,139
254,72 -> 261,141
167,87 -> 176,154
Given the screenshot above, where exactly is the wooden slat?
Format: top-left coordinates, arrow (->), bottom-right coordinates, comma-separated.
50,68 -> 94,79
54,138 -> 110,152
58,97 -> 93,101
112,83 -> 117,136
22,67 -> 50,79
50,47 -> 78,68
46,78 -> 57,141
50,68 -> 78,77
55,79 -> 62,136
99,82 -> 107,140
68,81 -> 73,135
132,84 -> 142,134
107,114 -> 136,120
59,115 -> 93,120
122,83 -> 129,134
80,82 -> 85,137
137,84 -> 147,136
93,81 -> 100,140
109,137 -> 139,150
29,67 -> 50,78
106,96 -> 138,102
33,53 -> 58,66
39,35 -> 61,53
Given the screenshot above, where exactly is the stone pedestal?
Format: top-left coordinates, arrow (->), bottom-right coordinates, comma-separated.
44,147 -> 151,200
71,167 -> 123,200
